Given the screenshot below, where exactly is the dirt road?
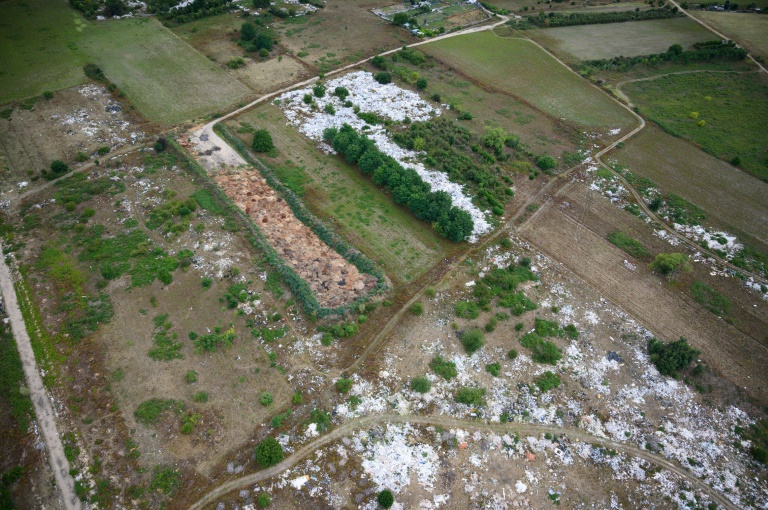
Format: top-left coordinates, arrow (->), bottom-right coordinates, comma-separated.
189,413 -> 738,510
0,248 -> 82,510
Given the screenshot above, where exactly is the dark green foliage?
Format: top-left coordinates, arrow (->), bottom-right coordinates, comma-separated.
324,124 -> 473,242
649,252 -> 691,276
416,77 -> 428,90
134,399 -> 183,425
455,300 -> 480,319
1,467 -> 26,509
690,280 -> 732,316
241,22 -> 257,41
334,86 -> 349,99
392,118 -> 511,212
429,355 -> 458,380
471,263 -> 538,315
648,337 -> 700,377
519,330 -> 562,365
397,48 -> 427,65
143,0 -> 236,24
83,63 -> 106,81
511,8 -> 681,29
608,231 -> 651,260
536,155 -> 556,171
252,129 -> 276,153
374,72 -> 392,84
0,324 -> 33,432
322,322 -> 359,339
193,327 -> 236,353
507,348 -> 518,360
257,492 -> 272,508
255,437 -> 284,467
455,387 -> 486,406
535,371 -> 561,392
485,362 -> 501,377
313,83 -> 326,98
310,408 -> 332,432
378,489 -> 394,508
410,302 -> 424,316
50,160 -> 70,177
149,465 -> 181,497
335,378 -> 353,394
260,392 -> 274,406
145,196 -> 197,233
460,328 -> 485,354
372,55 -> 389,70
584,40 -> 747,72
392,12 -> 409,25
411,376 -> 431,393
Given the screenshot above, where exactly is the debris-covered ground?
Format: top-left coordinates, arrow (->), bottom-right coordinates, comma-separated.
277,70 -> 492,240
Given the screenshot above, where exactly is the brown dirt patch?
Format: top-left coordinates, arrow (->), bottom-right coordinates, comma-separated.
215,168 -> 378,308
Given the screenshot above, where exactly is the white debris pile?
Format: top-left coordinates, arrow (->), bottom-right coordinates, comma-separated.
673,223 -> 743,259
277,71 -> 492,240
356,424 -> 439,493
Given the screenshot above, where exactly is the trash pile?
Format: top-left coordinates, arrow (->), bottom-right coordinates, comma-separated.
277,71 -> 492,240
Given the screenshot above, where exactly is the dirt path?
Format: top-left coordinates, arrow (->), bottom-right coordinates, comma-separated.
0,247 -> 82,510
667,0 -> 768,74
188,413 -> 738,510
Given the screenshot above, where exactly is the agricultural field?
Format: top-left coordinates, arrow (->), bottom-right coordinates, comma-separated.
692,12 -> 768,61
422,31 -> 637,129
613,124 -> 768,247
621,70 -> 768,182
227,104 -> 453,285
529,17 -> 713,62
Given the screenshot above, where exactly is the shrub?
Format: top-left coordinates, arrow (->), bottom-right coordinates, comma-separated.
252,129 -> 275,153
537,155 -> 556,171
454,301 -> 479,319
50,160 -> 70,176
324,103 -> 335,115
520,332 -> 562,365
457,111 -> 473,120
254,437 -> 284,467
608,231 -> 651,260
486,362 -> 501,377
410,302 -> 424,316
648,337 -> 700,377
257,493 -> 272,508
134,399 -> 182,425
507,349 -> 518,360
460,329 -> 485,355
313,83 -> 326,97
377,489 -> 394,508
291,390 -> 303,405
455,387 -> 486,406
535,371 -> 561,392
226,56 -> 246,69
201,277 -> 213,289
185,370 -> 197,384
334,86 -> 349,99
193,391 -> 208,403
260,392 -> 274,406
149,465 -> 181,496
310,408 -> 332,432
410,376 -> 431,393
649,252 -> 691,276
335,378 -> 353,394
374,72 -> 392,84
416,78 -> 428,89
429,355 -> 457,380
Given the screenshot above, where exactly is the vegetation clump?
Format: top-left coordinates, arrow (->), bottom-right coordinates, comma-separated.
377,489 -> 395,508
648,337 -> 700,377
649,252 -> 692,277
410,376 -> 432,393
252,129 -> 276,155
608,231 -> 651,260
460,328 -> 485,355
455,387 -> 486,406
534,371 -> 561,392
254,437 -> 284,467
429,355 -> 458,380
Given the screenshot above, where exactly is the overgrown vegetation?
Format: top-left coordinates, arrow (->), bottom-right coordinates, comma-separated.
534,371 -> 561,392
648,337 -> 700,377
430,355 -> 458,380
0,324 -> 33,432
509,8 -> 681,29
690,280 -> 732,316
455,387 -> 486,406
518,318 -> 577,365
649,252 -> 692,277
468,260 -> 539,316
134,398 -> 184,425
147,314 -> 183,361
583,41 -> 747,72
608,231 -> 651,260
460,328 -> 485,355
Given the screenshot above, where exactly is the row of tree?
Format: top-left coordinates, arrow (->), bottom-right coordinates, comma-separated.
510,7 -> 680,28
324,124 -> 474,242
584,41 -> 747,72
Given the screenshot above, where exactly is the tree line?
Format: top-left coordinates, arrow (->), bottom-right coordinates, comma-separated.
508,8 -> 681,29
324,124 -> 475,242
584,41 -> 747,72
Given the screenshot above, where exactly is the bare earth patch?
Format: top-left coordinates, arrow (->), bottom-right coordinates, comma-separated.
215,168 -> 377,307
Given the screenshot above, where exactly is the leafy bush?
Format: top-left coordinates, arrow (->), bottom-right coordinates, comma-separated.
180,412 -> 201,434
460,329 -> 485,355
519,332 -> 562,365
134,399 -> 183,425
313,83 -> 326,98
149,465 -> 181,496
374,72 -> 392,84
410,376 -> 431,393
410,302 -> 424,316
454,300 -> 479,319
608,231 -> 651,260
690,280 -> 732,316
252,129 -> 275,153
185,370 -> 197,384
648,337 -> 700,377
429,355 -> 457,380
507,348 -> 518,360
535,371 -> 561,392
536,155 -> 556,171
193,391 -> 208,403
377,489 -> 394,508
260,392 -> 274,406
486,362 -> 501,377
455,387 -> 486,406
257,492 -> 272,508
649,252 -> 691,276
194,327 -> 236,353
254,437 -> 284,467
335,378 -> 353,394
310,408 -> 332,432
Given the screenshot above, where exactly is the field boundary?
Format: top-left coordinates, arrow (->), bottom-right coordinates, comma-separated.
169,136 -> 387,317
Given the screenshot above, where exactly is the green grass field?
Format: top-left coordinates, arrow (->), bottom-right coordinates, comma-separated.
422,32 -> 635,128
694,12 -> 768,61
531,18 -> 713,62
0,0 -> 250,124
623,71 -> 768,182
229,105 -> 452,285
0,0 -> 89,103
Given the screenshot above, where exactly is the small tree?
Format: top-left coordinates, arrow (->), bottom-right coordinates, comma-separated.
335,378 -> 353,394
410,376 -> 431,393
392,12 -> 409,26
333,86 -> 349,99
252,129 -> 275,153
649,252 -> 691,277
241,22 -> 257,42
50,160 -> 70,176
253,0 -> 270,7
416,77 -> 428,89
313,83 -> 326,98
536,155 -> 556,171
648,337 -> 700,377
374,72 -> 392,84
460,329 -> 485,355
668,43 -> 683,55
254,437 -> 284,467
377,489 -> 394,508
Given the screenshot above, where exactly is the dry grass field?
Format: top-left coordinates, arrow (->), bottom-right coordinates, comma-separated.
693,12 -> 768,61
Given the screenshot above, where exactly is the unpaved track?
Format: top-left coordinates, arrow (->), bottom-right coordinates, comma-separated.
189,413 -> 738,510
0,247 -> 82,510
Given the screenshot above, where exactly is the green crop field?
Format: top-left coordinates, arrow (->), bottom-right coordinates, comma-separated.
0,0 -> 250,124
229,105 -> 453,285
623,71 -> 768,182
531,18 -> 713,62
0,0 -> 90,103
614,125 -> 768,247
422,31 -> 635,128
694,12 -> 768,61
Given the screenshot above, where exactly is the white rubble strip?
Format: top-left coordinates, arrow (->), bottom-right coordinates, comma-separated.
672,223 -> 743,259
277,71 -> 492,241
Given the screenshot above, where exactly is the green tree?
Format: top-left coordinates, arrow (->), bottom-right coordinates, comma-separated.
668,43 -> 683,55
252,129 -> 275,153
416,77 -> 428,89
410,376 -> 431,393
648,337 -> 700,377
103,0 -> 128,17
374,72 -> 392,84
649,252 -> 691,276
335,378 -> 353,394
483,127 -> 507,154
536,155 -> 556,171
334,86 -> 349,99
377,489 -> 395,508
460,329 -> 485,355
255,437 -> 284,467
50,160 -> 70,176
392,12 -> 409,26
313,83 -> 326,98
241,22 -> 257,42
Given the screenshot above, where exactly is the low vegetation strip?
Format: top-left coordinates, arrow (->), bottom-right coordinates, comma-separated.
608,231 -> 651,260
509,8 -> 683,29
169,137 -> 384,317
583,40 -> 748,72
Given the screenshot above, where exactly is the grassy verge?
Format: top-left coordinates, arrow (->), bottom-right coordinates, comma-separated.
608,231 -> 651,260
0,322 -> 34,431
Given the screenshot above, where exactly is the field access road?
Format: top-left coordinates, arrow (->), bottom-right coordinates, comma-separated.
0,246 -> 82,510
188,413 -> 739,510
667,0 -> 768,74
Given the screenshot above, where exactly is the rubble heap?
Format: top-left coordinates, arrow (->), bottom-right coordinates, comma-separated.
214,168 -> 377,308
